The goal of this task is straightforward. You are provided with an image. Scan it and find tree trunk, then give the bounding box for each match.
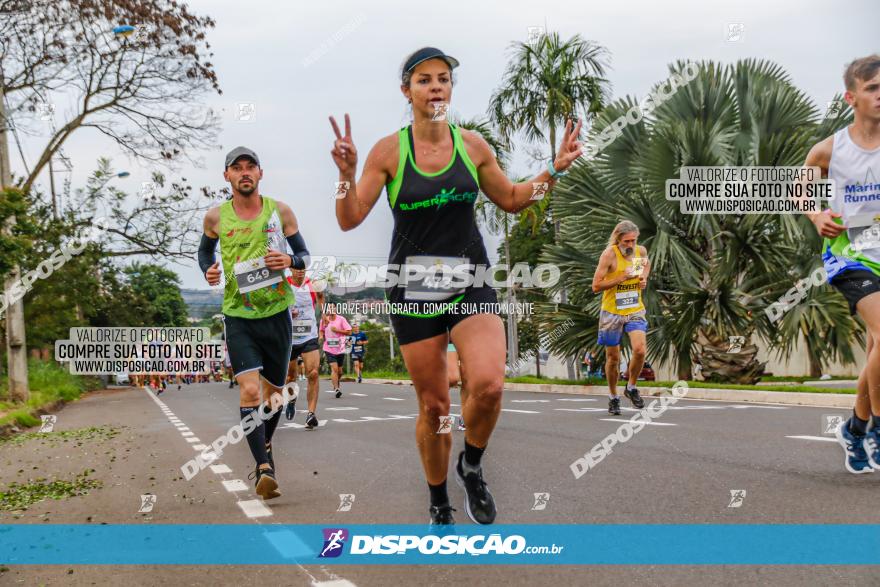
[0,84,29,403]
[808,351,822,379]
[695,330,765,384]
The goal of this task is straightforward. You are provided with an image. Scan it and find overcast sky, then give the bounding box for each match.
[12,0,875,289]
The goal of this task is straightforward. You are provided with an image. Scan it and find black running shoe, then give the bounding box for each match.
[335,389,342,398]
[608,396,621,415]
[305,412,319,430]
[357,375,362,383]
[285,398,296,421]
[429,503,456,525]
[624,386,645,409]
[249,466,281,500]
[454,452,497,525]
[228,380,234,389]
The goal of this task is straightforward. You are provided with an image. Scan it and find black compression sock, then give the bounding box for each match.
[240,407,270,466]
[463,440,485,468]
[263,405,282,443]
[850,411,869,436]
[428,480,449,507]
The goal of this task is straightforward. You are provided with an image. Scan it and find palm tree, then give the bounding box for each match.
[541,59,859,383]
[489,31,609,161]
[489,31,609,379]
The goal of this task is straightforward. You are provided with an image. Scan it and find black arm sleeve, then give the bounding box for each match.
[286,231,309,270]
[198,234,219,274]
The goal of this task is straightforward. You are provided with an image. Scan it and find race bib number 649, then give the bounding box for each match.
[234,257,283,294]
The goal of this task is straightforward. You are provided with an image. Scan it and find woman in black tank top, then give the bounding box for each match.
[328,47,583,526]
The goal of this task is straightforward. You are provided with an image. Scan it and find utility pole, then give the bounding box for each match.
[0,83,29,402]
[388,327,394,361]
[503,216,518,368]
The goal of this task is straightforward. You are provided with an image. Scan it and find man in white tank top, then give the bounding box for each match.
[804,54,880,474]
[285,269,324,430]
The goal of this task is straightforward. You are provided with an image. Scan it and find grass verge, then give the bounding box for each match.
[0,360,103,428]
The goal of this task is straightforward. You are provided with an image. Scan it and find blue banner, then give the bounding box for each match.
[2,524,879,565]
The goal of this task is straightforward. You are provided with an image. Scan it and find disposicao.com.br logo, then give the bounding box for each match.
[319,528,563,557]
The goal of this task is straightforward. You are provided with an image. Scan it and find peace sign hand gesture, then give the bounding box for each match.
[329,113,358,176]
[552,118,584,174]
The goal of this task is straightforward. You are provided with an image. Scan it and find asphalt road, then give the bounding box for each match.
[1,379,878,586]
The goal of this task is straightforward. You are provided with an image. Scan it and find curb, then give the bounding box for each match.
[362,379,856,409]
[0,399,67,440]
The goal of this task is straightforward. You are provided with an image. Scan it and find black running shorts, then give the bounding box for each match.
[223,309,292,388]
[325,351,346,366]
[830,270,880,315]
[290,338,320,362]
[388,286,498,345]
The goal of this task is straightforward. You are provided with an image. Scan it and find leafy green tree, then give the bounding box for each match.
[124,263,189,327]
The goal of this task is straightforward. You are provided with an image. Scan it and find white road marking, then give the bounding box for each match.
[599,418,677,426]
[730,405,788,410]
[222,479,249,492]
[312,581,359,587]
[511,399,550,403]
[383,397,405,401]
[501,409,540,414]
[331,415,415,424]
[662,406,724,410]
[325,407,359,411]
[556,398,597,402]
[144,388,286,527]
[555,408,608,412]
[786,435,837,442]
[350,393,367,397]
[237,499,272,518]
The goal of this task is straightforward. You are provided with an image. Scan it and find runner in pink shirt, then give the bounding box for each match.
[320,303,352,397]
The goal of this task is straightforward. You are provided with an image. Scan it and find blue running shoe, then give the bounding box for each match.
[836,420,874,474]
[864,427,880,470]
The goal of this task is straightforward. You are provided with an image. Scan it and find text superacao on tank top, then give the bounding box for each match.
[384,124,490,290]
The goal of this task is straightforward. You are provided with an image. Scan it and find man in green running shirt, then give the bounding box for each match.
[198,146,310,500]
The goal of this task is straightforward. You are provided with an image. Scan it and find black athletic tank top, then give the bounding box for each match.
[384,123,491,290]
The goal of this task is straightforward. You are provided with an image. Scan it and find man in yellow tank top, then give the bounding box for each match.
[592,221,650,415]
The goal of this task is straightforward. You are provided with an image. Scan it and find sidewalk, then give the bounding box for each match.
[363,379,857,409]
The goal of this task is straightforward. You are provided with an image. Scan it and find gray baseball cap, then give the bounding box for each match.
[224,146,260,169]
